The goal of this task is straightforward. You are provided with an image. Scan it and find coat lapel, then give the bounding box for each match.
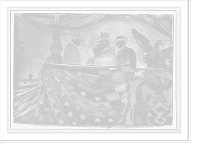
[117,47,127,56]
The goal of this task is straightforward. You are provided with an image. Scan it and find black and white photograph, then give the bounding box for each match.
[13,12,173,128]
[1,2,189,142]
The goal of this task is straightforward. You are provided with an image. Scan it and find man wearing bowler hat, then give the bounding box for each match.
[87,32,116,66]
[63,31,82,64]
[115,35,136,70]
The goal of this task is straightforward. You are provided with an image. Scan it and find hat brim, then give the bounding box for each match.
[98,38,110,42]
[115,38,128,42]
[72,36,81,39]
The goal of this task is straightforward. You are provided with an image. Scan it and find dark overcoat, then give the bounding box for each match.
[94,46,116,66]
[116,46,137,70]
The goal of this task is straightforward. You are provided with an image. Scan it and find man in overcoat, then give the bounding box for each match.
[115,35,136,70]
[63,31,82,64]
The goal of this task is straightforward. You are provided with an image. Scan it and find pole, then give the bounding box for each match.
[46,14,63,63]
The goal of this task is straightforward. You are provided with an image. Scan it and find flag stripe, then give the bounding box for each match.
[14,109,36,123]
[14,98,38,119]
[109,68,127,103]
[98,67,123,108]
[13,93,37,109]
[14,63,133,126]
[35,104,44,117]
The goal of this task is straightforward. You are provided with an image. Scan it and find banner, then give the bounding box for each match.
[13,63,134,127]
[13,64,173,127]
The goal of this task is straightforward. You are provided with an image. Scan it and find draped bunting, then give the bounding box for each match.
[21,13,79,19]
[16,13,109,30]
[140,15,172,38]
[16,13,172,38]
[61,14,106,30]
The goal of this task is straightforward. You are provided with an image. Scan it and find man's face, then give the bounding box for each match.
[116,40,126,49]
[72,38,81,46]
[99,39,109,48]
[76,39,81,46]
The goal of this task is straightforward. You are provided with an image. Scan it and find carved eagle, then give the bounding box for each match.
[132,28,173,69]
[137,76,173,101]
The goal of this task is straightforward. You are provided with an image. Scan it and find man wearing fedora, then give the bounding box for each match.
[115,35,136,70]
[87,32,116,66]
[63,31,82,64]
[14,40,33,80]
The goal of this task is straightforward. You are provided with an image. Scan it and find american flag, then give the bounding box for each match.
[13,80,39,123]
[13,63,134,127]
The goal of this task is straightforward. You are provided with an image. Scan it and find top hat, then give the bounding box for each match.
[97,32,110,42]
[115,35,128,42]
[72,30,81,39]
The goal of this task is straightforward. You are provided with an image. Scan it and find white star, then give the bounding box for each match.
[70,95,77,101]
[75,72,83,79]
[80,114,86,120]
[94,96,101,102]
[47,87,53,94]
[90,87,97,94]
[108,119,114,123]
[56,81,61,87]
[66,84,74,92]
[64,75,70,81]
[95,118,101,123]
[88,109,95,116]
[67,111,73,118]
[51,70,58,77]
[45,76,49,81]
[72,121,77,126]
[98,104,105,110]
[54,108,60,114]
[80,91,87,97]
[74,104,81,111]
[83,100,90,107]
[78,82,84,88]
[59,90,66,98]
[58,119,64,125]
[102,111,109,117]
[88,77,95,85]
[64,101,70,107]
[50,97,57,105]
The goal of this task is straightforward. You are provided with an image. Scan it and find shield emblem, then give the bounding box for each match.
[127,70,173,126]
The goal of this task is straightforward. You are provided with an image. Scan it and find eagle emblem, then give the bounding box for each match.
[132,28,173,70]
[137,76,172,103]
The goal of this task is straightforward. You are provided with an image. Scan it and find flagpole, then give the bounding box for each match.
[46,14,63,63]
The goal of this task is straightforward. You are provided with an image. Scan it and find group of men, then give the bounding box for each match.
[14,31,140,79]
[63,32,136,70]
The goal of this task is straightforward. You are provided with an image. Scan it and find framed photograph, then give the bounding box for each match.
[0,0,190,142]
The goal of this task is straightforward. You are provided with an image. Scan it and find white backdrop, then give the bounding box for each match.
[0,0,188,141]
